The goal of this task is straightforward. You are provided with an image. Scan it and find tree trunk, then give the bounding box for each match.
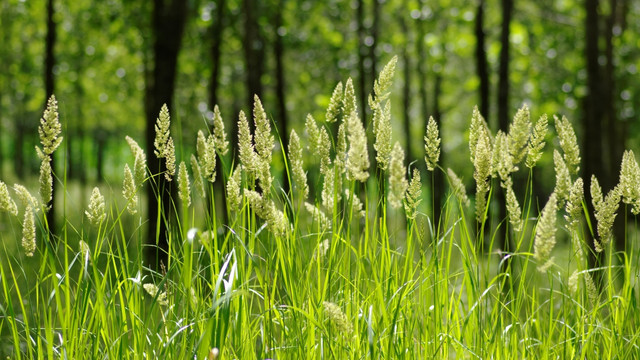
[209,0,226,112]
[144,0,188,268]
[274,0,290,194]
[583,0,605,279]
[95,131,106,182]
[209,0,229,231]
[45,0,57,237]
[242,0,264,114]
[475,0,490,120]
[604,0,626,252]
[496,0,513,283]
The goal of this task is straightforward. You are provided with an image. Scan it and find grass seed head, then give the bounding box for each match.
[322,301,353,338]
[289,129,309,200]
[227,166,243,213]
[38,156,53,211]
[21,205,36,257]
[85,187,106,226]
[534,192,558,272]
[212,105,229,155]
[237,110,256,173]
[325,81,343,123]
[321,168,336,211]
[346,111,370,182]
[505,181,523,232]
[591,176,620,252]
[253,95,273,166]
[14,184,39,210]
[553,149,572,209]
[473,129,492,222]
[507,104,531,165]
[0,181,18,216]
[619,150,640,214]
[554,115,581,175]
[39,95,63,156]
[424,116,441,171]
[373,55,398,103]
[404,168,422,220]
[526,114,548,168]
[373,100,392,171]
[564,177,584,230]
[190,154,206,198]
[388,142,408,209]
[178,161,191,207]
[122,164,138,215]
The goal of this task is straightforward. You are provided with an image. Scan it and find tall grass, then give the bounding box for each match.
[1,61,640,359]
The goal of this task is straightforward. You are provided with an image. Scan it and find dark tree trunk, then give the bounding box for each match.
[475,0,490,120]
[604,0,626,252]
[209,0,226,112]
[583,0,605,277]
[209,0,229,230]
[497,0,512,132]
[95,132,106,182]
[496,0,513,282]
[45,0,57,236]
[242,0,264,114]
[274,0,290,194]
[144,0,188,269]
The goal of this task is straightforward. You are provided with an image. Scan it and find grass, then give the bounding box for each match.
[2,78,640,359]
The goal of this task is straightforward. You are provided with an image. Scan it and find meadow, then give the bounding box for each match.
[1,58,640,359]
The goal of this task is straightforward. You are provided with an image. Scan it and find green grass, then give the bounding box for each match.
[2,84,640,359]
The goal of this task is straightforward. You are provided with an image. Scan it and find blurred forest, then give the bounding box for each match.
[1,0,639,232]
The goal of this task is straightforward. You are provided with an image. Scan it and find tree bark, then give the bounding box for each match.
[144,0,188,268]
[209,0,226,112]
[583,0,605,277]
[496,0,513,280]
[45,0,57,236]
[604,0,626,252]
[475,0,490,120]
[274,0,290,194]
[242,0,264,114]
[497,0,512,132]
[209,0,229,231]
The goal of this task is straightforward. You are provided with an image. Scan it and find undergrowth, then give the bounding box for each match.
[1,57,640,359]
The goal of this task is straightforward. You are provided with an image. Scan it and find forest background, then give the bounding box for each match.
[0,0,638,253]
